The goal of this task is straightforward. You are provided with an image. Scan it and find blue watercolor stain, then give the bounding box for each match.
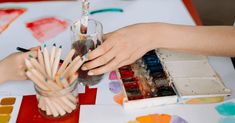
[90,8,124,15]
[219,117,235,123]
[216,102,235,116]
[171,115,188,123]
[109,81,121,94]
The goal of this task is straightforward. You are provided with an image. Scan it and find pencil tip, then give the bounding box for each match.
[83,53,88,59]
[53,43,56,46]
[60,76,64,80]
[59,45,62,48]
[29,54,33,58]
[43,44,46,48]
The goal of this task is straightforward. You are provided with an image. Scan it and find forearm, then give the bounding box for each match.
[149,23,235,56]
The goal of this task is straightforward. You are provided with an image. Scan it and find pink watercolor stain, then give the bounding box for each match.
[0,8,26,33]
[26,17,68,43]
[109,71,118,80]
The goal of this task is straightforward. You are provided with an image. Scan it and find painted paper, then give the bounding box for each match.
[0,8,26,33]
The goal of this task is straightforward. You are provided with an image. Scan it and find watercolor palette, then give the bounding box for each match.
[0,96,22,123]
[117,49,231,110]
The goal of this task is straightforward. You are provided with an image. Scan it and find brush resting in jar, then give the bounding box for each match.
[72,39,103,86]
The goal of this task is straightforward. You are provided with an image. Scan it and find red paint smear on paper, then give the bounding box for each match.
[16,86,97,123]
[26,17,68,43]
[0,8,26,33]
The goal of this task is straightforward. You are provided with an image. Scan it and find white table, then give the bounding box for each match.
[0,0,234,123]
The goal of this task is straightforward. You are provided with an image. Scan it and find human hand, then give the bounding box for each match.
[0,47,39,83]
[82,23,159,75]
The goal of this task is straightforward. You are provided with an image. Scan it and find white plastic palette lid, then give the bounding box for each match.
[156,49,232,98]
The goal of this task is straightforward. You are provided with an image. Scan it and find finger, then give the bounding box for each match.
[117,59,133,68]
[117,50,147,68]
[24,50,37,59]
[82,47,117,70]
[29,46,40,51]
[87,57,121,75]
[88,40,114,60]
[103,32,112,41]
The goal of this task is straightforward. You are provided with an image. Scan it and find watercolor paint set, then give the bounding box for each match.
[117,49,231,110]
[0,96,22,123]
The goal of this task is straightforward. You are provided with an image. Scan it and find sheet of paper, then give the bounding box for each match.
[91,73,119,105]
[80,99,235,123]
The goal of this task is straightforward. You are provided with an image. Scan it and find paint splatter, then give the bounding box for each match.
[0,97,17,123]
[136,115,153,123]
[185,96,224,104]
[109,71,118,80]
[109,81,121,94]
[113,92,124,105]
[0,8,26,33]
[219,117,235,123]
[129,114,188,123]
[26,17,68,43]
[216,102,235,116]
[171,115,188,123]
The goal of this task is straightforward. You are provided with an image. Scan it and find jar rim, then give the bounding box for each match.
[34,79,78,97]
[70,19,103,37]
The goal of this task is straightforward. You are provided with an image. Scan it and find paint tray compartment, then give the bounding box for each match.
[117,49,231,110]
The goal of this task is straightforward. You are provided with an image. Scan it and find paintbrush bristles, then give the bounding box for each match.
[24,44,86,117]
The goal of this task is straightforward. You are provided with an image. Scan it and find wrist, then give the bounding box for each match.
[143,23,171,50]
[0,60,8,84]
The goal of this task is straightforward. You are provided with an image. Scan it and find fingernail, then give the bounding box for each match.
[88,71,94,75]
[82,66,87,70]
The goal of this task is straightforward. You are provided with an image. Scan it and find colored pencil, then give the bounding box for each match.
[52,45,62,79]
[28,56,47,77]
[51,98,66,116]
[69,73,78,84]
[44,97,59,117]
[62,55,81,78]
[57,49,75,75]
[37,48,46,73]
[26,71,49,91]
[50,43,56,67]
[42,44,52,78]
[53,98,72,113]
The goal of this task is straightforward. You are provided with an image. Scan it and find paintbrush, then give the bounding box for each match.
[16,47,30,52]
[80,0,89,40]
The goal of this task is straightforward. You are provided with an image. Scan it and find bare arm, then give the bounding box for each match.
[153,23,235,56]
[82,23,235,75]
[0,47,38,84]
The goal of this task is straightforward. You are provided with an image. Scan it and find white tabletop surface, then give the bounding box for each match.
[0,1,234,123]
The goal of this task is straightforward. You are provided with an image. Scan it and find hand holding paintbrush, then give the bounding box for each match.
[25,44,88,117]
